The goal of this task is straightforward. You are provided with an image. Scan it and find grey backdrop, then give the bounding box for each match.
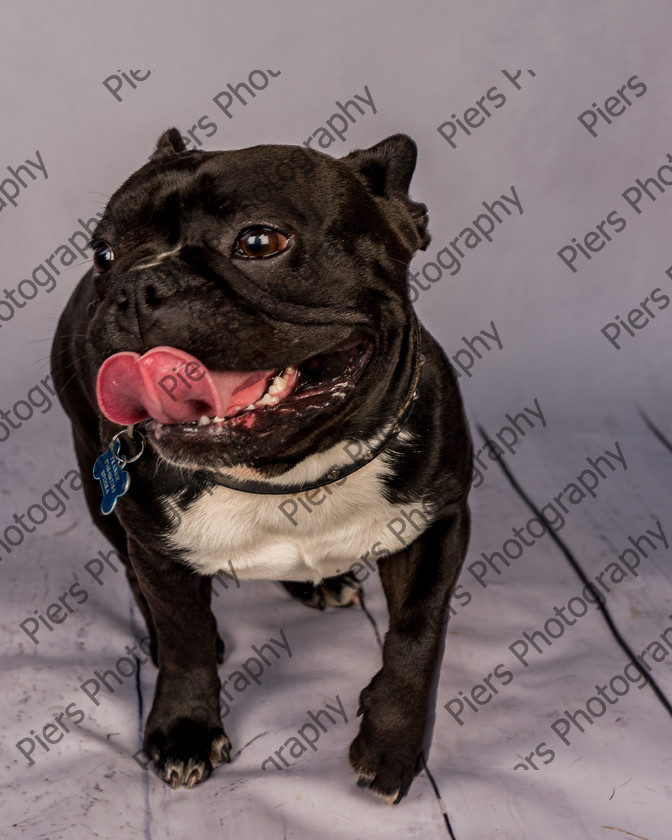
[2,2,671,838]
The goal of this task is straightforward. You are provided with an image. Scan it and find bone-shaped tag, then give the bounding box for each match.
[93,439,130,515]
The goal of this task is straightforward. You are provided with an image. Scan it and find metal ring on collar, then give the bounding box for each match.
[111,426,146,465]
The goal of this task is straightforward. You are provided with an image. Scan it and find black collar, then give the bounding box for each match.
[206,315,423,496]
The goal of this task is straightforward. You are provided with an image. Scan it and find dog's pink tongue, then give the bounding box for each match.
[96,346,273,425]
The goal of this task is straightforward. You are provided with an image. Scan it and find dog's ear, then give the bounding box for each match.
[341,134,418,195]
[341,135,430,250]
[151,128,187,161]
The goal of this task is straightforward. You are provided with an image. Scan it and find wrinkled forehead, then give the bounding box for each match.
[103,145,342,236]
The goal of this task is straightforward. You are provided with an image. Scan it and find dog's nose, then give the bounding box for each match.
[114,272,178,312]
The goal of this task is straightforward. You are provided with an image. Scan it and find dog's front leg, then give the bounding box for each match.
[350,503,470,803]
[127,538,230,789]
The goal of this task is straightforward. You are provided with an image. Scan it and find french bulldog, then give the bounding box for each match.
[50,128,472,803]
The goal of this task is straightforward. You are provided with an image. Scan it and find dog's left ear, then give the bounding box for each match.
[341,135,430,250]
[150,128,188,161]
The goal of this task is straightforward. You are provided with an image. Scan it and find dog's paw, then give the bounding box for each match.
[281,572,362,610]
[349,725,422,804]
[320,572,363,607]
[349,678,425,803]
[145,718,231,789]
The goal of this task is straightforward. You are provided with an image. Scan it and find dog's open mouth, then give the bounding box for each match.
[96,332,371,440]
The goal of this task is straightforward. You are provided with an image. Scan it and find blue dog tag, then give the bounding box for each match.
[93,439,130,515]
[93,428,145,516]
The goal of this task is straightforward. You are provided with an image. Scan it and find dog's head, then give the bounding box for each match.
[88,128,430,473]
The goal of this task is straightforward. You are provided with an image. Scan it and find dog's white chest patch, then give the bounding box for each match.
[166,438,432,583]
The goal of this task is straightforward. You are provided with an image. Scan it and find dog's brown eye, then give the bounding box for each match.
[235,227,289,259]
[92,241,115,273]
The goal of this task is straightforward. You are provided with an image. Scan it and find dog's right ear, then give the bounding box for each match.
[150,128,187,161]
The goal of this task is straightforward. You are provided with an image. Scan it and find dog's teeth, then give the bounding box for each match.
[268,375,287,395]
[212,415,226,422]
[257,392,278,406]
[245,404,256,410]
[284,365,296,375]
[198,415,211,426]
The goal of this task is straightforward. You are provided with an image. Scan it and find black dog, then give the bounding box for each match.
[51,128,472,803]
